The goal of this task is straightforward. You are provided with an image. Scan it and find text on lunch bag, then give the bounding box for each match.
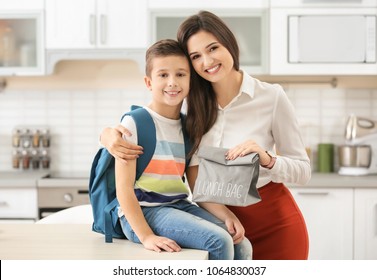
[195,180,244,199]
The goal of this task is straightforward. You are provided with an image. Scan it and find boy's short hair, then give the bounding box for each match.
[145,39,187,77]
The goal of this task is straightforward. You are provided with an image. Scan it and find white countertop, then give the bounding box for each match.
[1,171,376,188]
[0,224,208,260]
[0,171,49,188]
[0,171,89,188]
[287,173,377,188]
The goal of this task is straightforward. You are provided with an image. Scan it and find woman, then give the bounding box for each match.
[100,11,311,260]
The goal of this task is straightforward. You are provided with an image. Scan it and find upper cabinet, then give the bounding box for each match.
[0,0,44,76]
[269,0,377,75]
[45,0,148,49]
[148,0,269,74]
[3,0,376,76]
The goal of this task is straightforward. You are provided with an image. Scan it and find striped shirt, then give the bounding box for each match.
[119,107,190,208]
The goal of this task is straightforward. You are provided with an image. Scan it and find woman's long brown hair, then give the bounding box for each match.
[177,10,240,156]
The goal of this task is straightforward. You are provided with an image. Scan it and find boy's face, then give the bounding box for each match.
[145,55,190,110]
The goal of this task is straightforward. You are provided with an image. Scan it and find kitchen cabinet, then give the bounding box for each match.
[0,10,44,75]
[149,0,269,74]
[354,188,377,260]
[45,0,148,49]
[0,188,38,222]
[0,0,44,10]
[289,187,354,259]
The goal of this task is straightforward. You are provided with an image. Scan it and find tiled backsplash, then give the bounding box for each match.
[0,88,150,172]
[0,71,376,173]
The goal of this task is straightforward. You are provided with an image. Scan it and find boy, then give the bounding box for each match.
[115,39,251,260]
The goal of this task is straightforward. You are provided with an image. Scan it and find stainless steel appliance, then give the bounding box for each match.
[338,115,377,176]
[37,172,90,219]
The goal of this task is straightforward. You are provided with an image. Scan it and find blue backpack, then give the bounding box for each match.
[89,106,191,243]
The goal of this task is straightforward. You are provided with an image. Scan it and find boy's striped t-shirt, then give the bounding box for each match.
[120,107,190,207]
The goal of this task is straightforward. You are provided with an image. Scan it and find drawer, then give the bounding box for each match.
[0,188,37,219]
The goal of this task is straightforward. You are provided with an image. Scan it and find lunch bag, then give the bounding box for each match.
[89,106,191,243]
[192,146,261,207]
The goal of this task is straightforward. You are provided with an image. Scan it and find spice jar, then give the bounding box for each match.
[12,129,21,147]
[32,129,40,147]
[12,150,21,169]
[21,129,31,148]
[41,129,50,147]
[21,150,30,169]
[41,149,50,169]
[31,149,40,169]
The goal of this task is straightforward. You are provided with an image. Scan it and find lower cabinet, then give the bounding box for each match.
[0,188,38,222]
[289,187,353,260]
[290,187,377,260]
[354,188,377,260]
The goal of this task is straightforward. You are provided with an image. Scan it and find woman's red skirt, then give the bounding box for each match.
[228,181,309,260]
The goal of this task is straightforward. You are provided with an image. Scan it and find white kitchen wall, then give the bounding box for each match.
[0,87,150,172]
[0,64,376,173]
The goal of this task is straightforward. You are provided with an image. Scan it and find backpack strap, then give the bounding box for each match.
[121,106,157,180]
[180,113,192,169]
[103,106,156,243]
[104,197,120,243]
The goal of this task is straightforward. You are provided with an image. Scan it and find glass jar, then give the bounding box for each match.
[12,129,21,147]
[21,149,30,169]
[1,26,15,67]
[41,149,50,169]
[32,129,40,148]
[12,150,21,169]
[21,129,31,148]
[41,129,50,148]
[31,149,40,169]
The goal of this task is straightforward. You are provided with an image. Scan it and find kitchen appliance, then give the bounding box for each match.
[269,0,377,75]
[288,15,376,64]
[338,115,377,175]
[37,172,90,219]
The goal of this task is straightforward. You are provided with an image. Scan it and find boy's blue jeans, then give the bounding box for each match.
[119,200,252,260]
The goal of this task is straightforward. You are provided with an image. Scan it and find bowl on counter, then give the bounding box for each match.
[338,145,371,168]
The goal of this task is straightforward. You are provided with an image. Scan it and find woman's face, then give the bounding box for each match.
[186,30,234,83]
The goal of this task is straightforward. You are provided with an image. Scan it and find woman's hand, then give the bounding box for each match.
[142,234,181,253]
[225,139,271,166]
[100,125,143,163]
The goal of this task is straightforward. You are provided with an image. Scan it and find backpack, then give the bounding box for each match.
[89,105,191,243]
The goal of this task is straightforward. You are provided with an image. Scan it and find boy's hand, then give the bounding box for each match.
[224,217,245,244]
[142,234,181,253]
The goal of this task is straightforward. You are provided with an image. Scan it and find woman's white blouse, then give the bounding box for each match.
[190,70,311,188]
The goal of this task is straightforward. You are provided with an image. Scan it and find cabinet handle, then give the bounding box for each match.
[375,204,377,236]
[297,192,329,196]
[89,14,96,45]
[100,14,107,45]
